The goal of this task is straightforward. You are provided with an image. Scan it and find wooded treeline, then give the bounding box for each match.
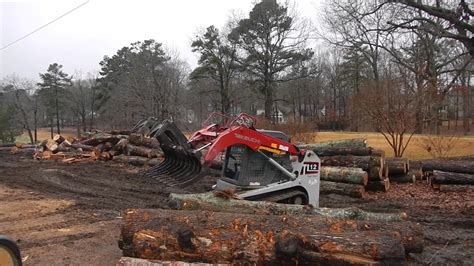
[0,0,472,155]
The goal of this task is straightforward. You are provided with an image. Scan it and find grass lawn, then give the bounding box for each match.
[295,131,474,160]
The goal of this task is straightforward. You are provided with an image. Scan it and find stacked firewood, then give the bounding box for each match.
[299,139,390,197]
[11,131,164,165]
[118,192,423,265]
[420,158,474,190]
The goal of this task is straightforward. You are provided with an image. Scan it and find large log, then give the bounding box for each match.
[298,139,367,149]
[366,179,390,192]
[113,154,150,166]
[422,160,474,174]
[320,155,370,169]
[81,135,123,146]
[320,167,368,185]
[120,208,420,264]
[390,174,416,183]
[368,166,383,181]
[125,144,162,158]
[128,134,161,149]
[320,181,365,198]
[431,170,474,186]
[307,147,374,156]
[53,134,65,144]
[169,193,407,222]
[385,158,409,176]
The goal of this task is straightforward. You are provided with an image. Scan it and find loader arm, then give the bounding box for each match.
[203,125,302,165]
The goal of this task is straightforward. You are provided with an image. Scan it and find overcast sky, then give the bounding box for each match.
[0,0,322,81]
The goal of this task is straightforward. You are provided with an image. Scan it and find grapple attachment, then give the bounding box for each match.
[131,118,207,187]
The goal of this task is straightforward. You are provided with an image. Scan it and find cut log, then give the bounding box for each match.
[128,134,161,149]
[14,143,36,149]
[320,155,370,169]
[298,139,367,149]
[125,144,161,158]
[320,167,368,185]
[431,170,474,186]
[320,181,365,198]
[81,135,123,146]
[109,129,132,135]
[368,166,383,181]
[0,143,15,148]
[385,158,409,176]
[120,208,419,264]
[10,147,36,156]
[366,179,390,192]
[422,160,474,174]
[112,154,158,166]
[70,143,94,152]
[372,149,385,157]
[390,174,416,183]
[169,193,408,222]
[45,139,59,153]
[307,147,374,157]
[53,134,65,144]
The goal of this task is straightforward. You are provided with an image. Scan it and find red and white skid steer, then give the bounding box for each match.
[132,112,321,207]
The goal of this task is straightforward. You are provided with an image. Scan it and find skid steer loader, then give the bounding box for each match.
[132,113,321,206]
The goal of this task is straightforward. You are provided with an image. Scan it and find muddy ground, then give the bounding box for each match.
[0,150,473,265]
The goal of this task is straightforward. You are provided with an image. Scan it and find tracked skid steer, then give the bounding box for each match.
[131,113,321,206]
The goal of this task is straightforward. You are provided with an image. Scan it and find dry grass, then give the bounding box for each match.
[294,131,474,160]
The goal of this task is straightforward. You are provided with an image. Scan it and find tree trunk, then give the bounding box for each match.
[120,208,419,264]
[33,110,38,143]
[320,167,368,185]
[431,170,474,185]
[55,88,61,135]
[422,160,474,174]
[385,158,409,176]
[319,155,382,171]
[320,181,365,198]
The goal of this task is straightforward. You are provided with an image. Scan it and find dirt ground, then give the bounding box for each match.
[0,151,473,265]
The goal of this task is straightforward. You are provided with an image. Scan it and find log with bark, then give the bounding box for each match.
[10,147,36,156]
[320,155,370,170]
[169,193,407,222]
[112,154,160,167]
[125,144,162,158]
[53,134,65,144]
[422,160,474,174]
[320,181,365,198]
[366,179,390,192]
[320,167,368,185]
[298,139,367,150]
[45,139,59,153]
[368,166,384,181]
[390,174,416,183]
[371,149,385,157]
[306,147,374,157]
[385,158,409,176]
[81,135,124,146]
[120,208,421,264]
[430,170,474,186]
[128,134,161,149]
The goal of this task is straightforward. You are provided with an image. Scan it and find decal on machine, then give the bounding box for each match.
[300,161,320,175]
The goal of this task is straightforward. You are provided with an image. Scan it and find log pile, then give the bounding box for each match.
[421,159,474,190]
[9,131,163,165]
[119,193,422,265]
[299,139,390,195]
